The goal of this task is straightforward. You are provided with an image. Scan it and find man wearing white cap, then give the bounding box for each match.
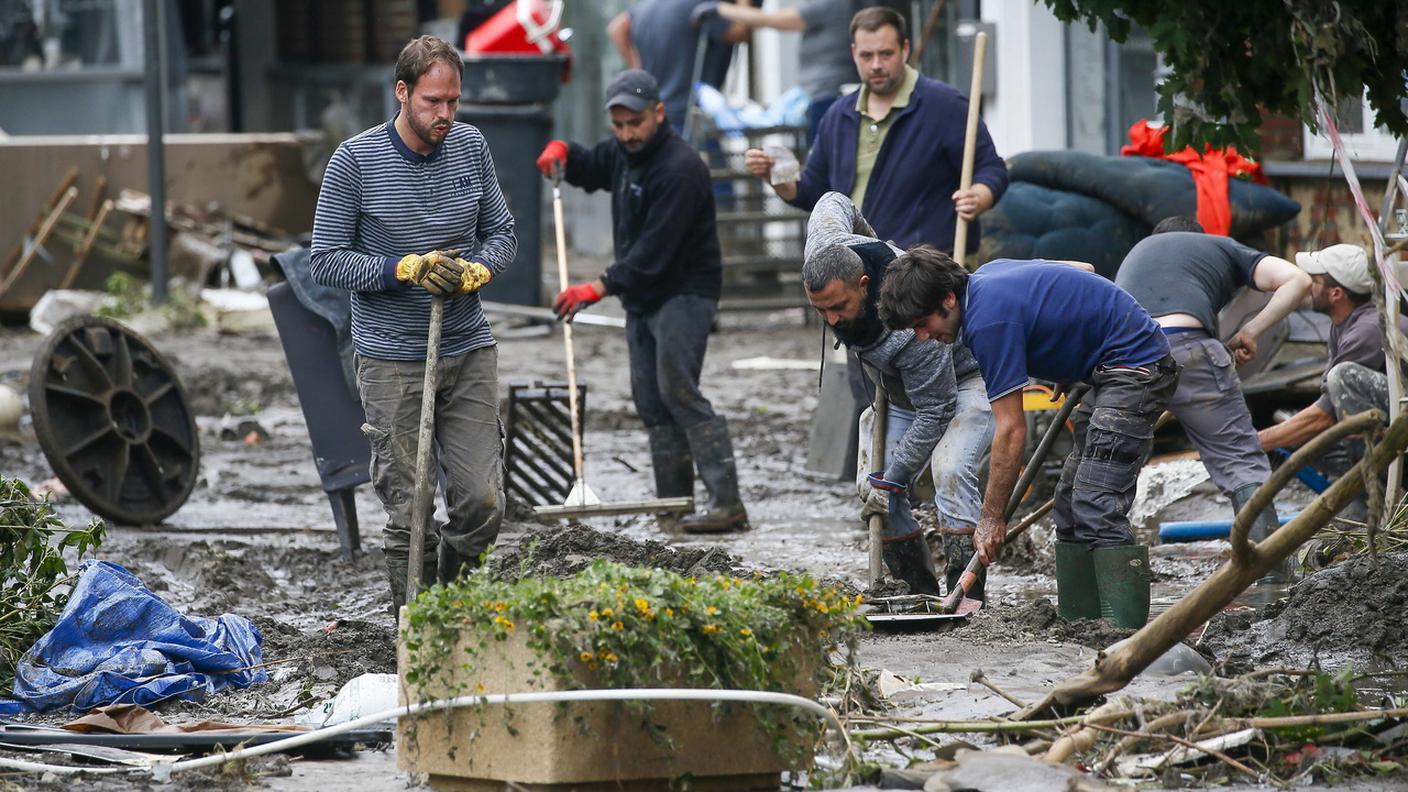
[1259,244,1407,455]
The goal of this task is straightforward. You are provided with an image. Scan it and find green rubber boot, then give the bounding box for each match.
[1054,541,1101,621]
[1093,544,1151,629]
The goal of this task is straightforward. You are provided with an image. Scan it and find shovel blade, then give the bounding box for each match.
[563,479,601,507]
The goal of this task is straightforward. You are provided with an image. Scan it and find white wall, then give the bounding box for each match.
[980,0,1067,157]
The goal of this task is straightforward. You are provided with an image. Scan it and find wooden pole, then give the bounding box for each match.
[868,390,888,587]
[1,166,78,278]
[60,199,114,290]
[1016,409,1408,718]
[407,295,444,604]
[952,31,987,269]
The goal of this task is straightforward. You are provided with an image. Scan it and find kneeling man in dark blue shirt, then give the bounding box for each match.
[878,249,1180,628]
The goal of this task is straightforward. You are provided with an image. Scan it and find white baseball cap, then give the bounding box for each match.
[1296,244,1374,295]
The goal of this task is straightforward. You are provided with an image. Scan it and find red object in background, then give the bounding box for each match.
[466,0,571,56]
[1121,120,1267,236]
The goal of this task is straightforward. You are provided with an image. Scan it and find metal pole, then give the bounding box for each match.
[143,0,168,303]
[1376,138,1408,509]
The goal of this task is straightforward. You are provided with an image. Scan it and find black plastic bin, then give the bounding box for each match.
[458,54,567,307]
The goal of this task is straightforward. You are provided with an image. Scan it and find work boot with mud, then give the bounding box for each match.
[438,544,479,585]
[648,425,694,528]
[1054,541,1101,620]
[679,416,750,534]
[1092,544,1151,629]
[884,530,943,597]
[942,529,985,602]
[386,551,439,615]
[1231,482,1290,583]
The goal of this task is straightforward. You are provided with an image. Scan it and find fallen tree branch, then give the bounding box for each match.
[1043,701,1130,764]
[1083,722,1266,785]
[1231,410,1384,564]
[972,669,1027,708]
[849,713,1097,741]
[1016,409,1408,719]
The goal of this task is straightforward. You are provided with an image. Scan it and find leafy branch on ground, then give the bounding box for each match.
[97,272,206,330]
[0,478,105,689]
[401,559,866,768]
[1041,0,1407,153]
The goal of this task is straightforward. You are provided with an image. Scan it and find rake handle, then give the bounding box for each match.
[407,295,444,603]
[553,182,587,484]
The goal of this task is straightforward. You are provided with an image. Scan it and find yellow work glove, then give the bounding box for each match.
[395,253,463,297]
[424,252,493,295]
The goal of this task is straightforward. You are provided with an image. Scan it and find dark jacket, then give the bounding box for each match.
[564,126,722,314]
[790,73,1008,254]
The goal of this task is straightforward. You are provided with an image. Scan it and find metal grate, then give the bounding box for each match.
[504,381,587,507]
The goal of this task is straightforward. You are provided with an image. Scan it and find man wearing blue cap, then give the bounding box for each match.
[535,70,749,534]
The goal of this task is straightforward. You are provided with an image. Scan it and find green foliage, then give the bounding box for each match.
[97,272,207,330]
[0,478,105,689]
[402,560,866,761]
[1040,0,1408,152]
[1258,668,1361,742]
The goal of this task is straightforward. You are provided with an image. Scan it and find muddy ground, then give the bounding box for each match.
[0,292,1388,791]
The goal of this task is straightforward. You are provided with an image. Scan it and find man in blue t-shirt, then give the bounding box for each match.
[878,248,1180,628]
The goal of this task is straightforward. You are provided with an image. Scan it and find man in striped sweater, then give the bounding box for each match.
[311,36,517,611]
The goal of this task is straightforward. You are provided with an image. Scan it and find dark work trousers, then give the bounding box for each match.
[356,346,505,567]
[626,293,719,431]
[1166,330,1271,495]
[1053,355,1181,547]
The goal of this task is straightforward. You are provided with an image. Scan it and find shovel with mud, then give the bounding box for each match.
[866,385,1088,630]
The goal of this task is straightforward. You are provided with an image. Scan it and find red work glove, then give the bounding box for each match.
[552,281,604,321]
[537,140,569,179]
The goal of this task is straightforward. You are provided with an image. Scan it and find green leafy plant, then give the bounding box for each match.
[97,272,207,330]
[401,560,866,762]
[1042,0,1407,152]
[0,478,105,689]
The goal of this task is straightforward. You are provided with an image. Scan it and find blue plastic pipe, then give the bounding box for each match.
[1159,512,1299,543]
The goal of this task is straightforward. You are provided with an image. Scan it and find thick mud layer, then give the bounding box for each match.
[490,524,742,581]
[962,597,1135,651]
[1203,552,1408,674]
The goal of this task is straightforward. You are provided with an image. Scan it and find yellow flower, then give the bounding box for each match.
[579,651,594,663]
[495,601,509,613]
[587,661,599,670]
[494,615,515,630]
[702,624,721,635]
[589,610,600,622]
[739,628,753,637]
[706,605,719,616]
[664,608,675,618]
[612,621,625,632]
[475,683,486,694]
[604,652,619,663]
[634,598,650,613]
[814,602,830,614]
[601,607,614,617]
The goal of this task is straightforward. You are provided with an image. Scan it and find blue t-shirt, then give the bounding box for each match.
[961,259,1169,401]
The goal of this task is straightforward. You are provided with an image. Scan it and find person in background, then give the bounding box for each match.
[690,0,860,143]
[607,0,748,135]
[536,70,750,535]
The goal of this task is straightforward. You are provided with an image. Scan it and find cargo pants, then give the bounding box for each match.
[1053,355,1181,547]
[1165,330,1271,494]
[356,346,504,571]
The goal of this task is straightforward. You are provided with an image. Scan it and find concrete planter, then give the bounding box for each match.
[395,619,812,791]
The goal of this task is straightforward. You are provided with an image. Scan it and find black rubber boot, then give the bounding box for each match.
[942,530,985,602]
[679,417,750,534]
[1231,482,1290,583]
[1092,544,1151,629]
[386,551,438,614]
[883,530,944,597]
[1054,541,1101,620]
[437,544,479,585]
[647,425,694,498]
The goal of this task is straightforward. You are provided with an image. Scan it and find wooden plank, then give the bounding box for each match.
[0,185,78,299]
[61,199,114,290]
[1,166,78,277]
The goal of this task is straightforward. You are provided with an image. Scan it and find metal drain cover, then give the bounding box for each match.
[30,315,200,524]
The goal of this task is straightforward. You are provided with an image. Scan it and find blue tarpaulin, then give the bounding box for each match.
[0,560,266,715]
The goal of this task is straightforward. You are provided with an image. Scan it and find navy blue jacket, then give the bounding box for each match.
[789,73,1008,254]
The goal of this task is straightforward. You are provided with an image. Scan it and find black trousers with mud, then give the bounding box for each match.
[1054,355,1180,547]
[356,346,504,580]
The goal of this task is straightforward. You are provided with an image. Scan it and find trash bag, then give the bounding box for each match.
[3,560,267,714]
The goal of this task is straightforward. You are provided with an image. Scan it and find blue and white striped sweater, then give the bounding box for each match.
[310,118,517,361]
